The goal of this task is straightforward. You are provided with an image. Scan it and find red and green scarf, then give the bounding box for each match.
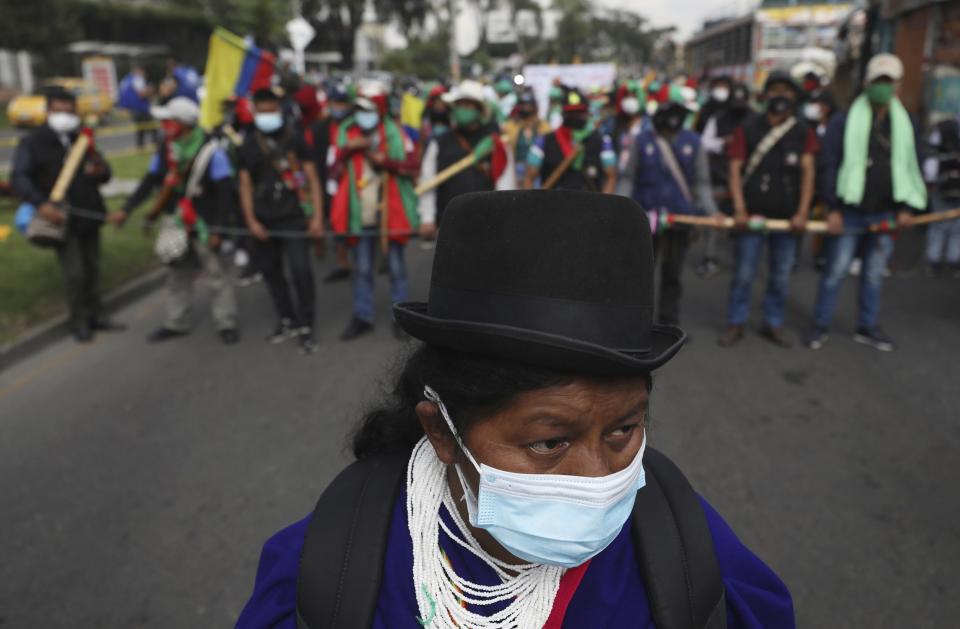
[331,117,419,243]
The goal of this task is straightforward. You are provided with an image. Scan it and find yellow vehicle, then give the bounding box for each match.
[6,78,115,128]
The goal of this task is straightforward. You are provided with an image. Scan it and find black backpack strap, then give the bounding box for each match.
[633,448,727,629]
[295,452,408,629]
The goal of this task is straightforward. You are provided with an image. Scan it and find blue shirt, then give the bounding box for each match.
[236,487,794,628]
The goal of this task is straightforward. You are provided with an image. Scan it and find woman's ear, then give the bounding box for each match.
[416,401,458,464]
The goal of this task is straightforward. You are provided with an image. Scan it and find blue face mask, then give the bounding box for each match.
[355,110,380,131]
[254,112,283,134]
[331,107,351,121]
[425,386,647,568]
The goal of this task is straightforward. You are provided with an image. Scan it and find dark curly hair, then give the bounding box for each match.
[351,344,651,460]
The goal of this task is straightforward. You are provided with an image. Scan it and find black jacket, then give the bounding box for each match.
[819,106,924,214]
[11,125,111,233]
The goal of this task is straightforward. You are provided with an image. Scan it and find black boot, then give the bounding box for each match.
[71,320,94,343]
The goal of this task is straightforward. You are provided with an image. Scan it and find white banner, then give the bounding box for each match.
[522,63,617,116]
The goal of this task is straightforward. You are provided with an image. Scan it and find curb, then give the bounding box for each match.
[0,267,165,372]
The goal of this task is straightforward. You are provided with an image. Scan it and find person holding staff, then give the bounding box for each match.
[417,80,513,235]
[11,87,118,343]
[238,88,325,354]
[620,89,718,327]
[718,72,818,348]
[805,54,926,352]
[329,83,421,342]
[522,87,617,193]
[117,97,241,346]
[236,190,794,629]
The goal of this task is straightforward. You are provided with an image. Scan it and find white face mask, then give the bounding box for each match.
[425,385,647,568]
[803,102,822,122]
[711,87,730,103]
[621,96,640,116]
[48,112,80,134]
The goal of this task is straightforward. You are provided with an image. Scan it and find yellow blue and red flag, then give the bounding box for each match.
[200,27,275,130]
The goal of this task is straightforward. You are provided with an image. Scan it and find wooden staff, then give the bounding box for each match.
[907,207,960,227]
[380,172,391,255]
[413,135,504,195]
[541,144,584,190]
[27,132,92,246]
[49,133,91,203]
[667,207,960,234]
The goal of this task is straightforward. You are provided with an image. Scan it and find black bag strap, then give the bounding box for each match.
[633,448,726,629]
[297,447,726,629]
[295,451,408,629]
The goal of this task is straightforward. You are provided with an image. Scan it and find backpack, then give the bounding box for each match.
[295,448,726,629]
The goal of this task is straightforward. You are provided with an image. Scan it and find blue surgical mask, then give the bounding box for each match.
[424,386,647,568]
[254,112,283,134]
[355,110,380,131]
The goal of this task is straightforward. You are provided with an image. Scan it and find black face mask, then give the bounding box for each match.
[655,107,685,132]
[767,96,794,115]
[563,115,587,130]
[518,109,536,119]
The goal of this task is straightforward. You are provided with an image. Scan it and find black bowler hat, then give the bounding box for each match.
[393,190,686,375]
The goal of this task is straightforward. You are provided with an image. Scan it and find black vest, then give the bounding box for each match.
[741,116,809,219]
[435,131,496,220]
[541,130,606,191]
[934,119,960,202]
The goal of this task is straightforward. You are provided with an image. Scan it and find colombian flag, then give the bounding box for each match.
[200,27,275,130]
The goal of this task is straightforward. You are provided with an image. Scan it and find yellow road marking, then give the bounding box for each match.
[0,342,89,400]
[0,287,161,400]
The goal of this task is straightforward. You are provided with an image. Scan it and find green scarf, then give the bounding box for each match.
[339,117,418,235]
[572,124,594,171]
[837,95,927,209]
[171,126,206,171]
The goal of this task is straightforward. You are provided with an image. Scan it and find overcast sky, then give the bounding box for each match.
[597,0,757,39]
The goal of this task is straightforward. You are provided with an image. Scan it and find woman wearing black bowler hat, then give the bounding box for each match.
[236,191,795,629]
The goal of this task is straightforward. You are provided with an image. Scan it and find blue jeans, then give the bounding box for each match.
[726,232,798,327]
[812,210,895,330]
[352,232,409,324]
[925,192,960,265]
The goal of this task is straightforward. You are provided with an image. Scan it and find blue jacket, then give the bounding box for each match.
[633,128,702,215]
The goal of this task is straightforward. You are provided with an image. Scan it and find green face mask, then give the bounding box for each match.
[452,106,481,127]
[866,82,895,106]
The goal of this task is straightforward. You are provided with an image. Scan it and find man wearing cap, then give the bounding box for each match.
[522,87,617,193]
[237,88,325,354]
[418,80,514,234]
[115,96,240,346]
[329,83,421,341]
[718,72,818,348]
[12,87,117,343]
[805,53,925,352]
[620,90,718,328]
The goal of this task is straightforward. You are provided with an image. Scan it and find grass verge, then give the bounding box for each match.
[0,150,159,344]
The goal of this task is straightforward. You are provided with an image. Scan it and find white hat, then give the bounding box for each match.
[865,54,904,83]
[355,81,387,112]
[151,97,200,125]
[444,80,487,106]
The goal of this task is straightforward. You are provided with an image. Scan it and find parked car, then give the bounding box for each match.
[6,78,114,127]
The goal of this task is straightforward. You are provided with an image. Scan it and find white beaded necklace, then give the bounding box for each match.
[406,436,566,628]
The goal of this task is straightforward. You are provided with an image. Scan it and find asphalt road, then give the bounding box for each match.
[1,230,958,628]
